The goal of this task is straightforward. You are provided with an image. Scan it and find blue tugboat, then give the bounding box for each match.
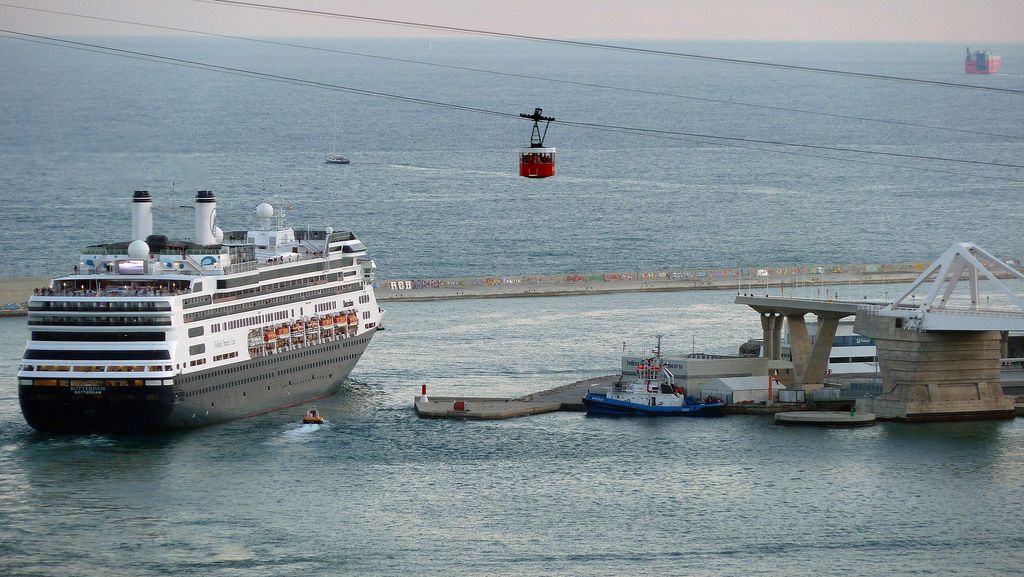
[583,336,726,417]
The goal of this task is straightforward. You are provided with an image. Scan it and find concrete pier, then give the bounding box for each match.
[775,410,876,427]
[854,312,1016,421]
[414,375,615,419]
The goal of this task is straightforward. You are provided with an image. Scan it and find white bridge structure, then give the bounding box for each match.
[865,242,1024,331]
[737,242,1021,421]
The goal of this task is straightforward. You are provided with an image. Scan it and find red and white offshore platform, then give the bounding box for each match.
[965,47,1001,74]
[519,108,556,178]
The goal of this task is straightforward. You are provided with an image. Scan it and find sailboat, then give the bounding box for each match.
[325,100,350,164]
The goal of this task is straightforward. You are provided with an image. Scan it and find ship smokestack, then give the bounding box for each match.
[194,190,218,245]
[131,190,153,241]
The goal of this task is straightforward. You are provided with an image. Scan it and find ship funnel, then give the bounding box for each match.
[194,190,218,245]
[131,190,153,241]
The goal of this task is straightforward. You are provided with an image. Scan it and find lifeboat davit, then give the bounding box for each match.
[519,107,556,178]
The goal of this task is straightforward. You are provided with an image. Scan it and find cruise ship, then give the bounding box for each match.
[17,190,383,433]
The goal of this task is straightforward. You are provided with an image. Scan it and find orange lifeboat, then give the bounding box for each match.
[264,328,276,342]
[347,312,358,326]
[321,316,333,328]
[277,325,290,340]
[306,317,319,334]
[302,407,324,425]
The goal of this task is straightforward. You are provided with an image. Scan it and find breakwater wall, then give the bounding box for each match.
[374,261,938,302]
[4,260,1018,313]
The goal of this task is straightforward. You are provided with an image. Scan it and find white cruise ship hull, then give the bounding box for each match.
[20,329,375,433]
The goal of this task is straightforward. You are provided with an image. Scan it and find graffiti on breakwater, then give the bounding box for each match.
[380,262,933,294]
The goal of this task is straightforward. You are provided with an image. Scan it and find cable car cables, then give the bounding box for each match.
[205,0,1024,97]
[2,29,1023,182]
[2,3,1020,143]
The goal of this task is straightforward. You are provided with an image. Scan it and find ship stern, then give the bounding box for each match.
[19,381,176,434]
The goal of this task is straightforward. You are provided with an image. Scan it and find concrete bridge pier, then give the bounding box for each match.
[746,300,859,390]
[787,313,842,387]
[759,312,783,361]
[854,312,1015,421]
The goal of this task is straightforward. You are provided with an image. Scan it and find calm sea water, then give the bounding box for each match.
[3,285,1024,576]
[2,37,1024,576]
[1,38,1024,279]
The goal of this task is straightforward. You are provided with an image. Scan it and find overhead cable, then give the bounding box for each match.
[2,30,1023,182]
[205,0,1024,96]
[2,2,1020,141]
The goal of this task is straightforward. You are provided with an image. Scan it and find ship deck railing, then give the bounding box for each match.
[32,288,191,298]
[223,260,259,275]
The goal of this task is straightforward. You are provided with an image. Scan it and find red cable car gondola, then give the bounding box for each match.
[519,108,556,178]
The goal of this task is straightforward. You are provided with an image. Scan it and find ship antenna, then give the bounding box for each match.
[654,334,662,358]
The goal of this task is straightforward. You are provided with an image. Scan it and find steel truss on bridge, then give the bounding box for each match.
[868,242,1024,331]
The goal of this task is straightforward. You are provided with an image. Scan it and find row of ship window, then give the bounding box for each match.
[22,336,371,376]
[180,351,363,399]
[182,283,362,324]
[215,274,331,301]
[316,300,339,312]
[32,331,165,342]
[28,316,172,326]
[22,364,173,373]
[211,309,291,334]
[24,349,171,360]
[22,378,167,387]
[28,301,172,312]
[279,353,359,375]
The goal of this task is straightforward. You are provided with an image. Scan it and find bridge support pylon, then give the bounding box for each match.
[854,311,1015,421]
[787,313,842,386]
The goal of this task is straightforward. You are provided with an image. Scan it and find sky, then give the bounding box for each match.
[2,0,1023,43]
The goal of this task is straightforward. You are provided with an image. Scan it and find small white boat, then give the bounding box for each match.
[325,154,350,165]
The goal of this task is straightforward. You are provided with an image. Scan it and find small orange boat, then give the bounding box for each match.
[302,407,324,425]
